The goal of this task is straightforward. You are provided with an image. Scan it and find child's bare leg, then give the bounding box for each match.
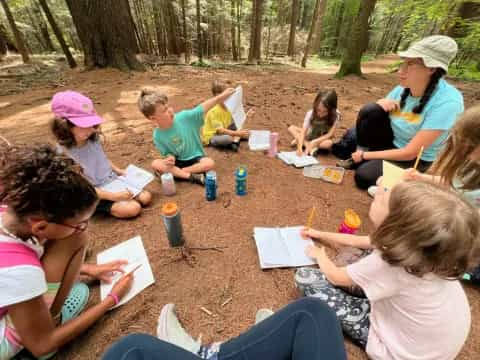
[288,125,302,145]
[152,159,191,179]
[135,190,152,206]
[110,200,142,218]
[182,157,215,174]
[317,139,333,150]
[41,231,88,317]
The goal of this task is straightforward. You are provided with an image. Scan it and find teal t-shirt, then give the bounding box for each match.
[386,79,464,162]
[153,105,205,161]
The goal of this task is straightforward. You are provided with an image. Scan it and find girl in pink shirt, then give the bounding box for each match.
[295,181,479,360]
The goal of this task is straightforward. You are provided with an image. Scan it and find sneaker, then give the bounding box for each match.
[189,173,205,186]
[231,142,239,152]
[367,186,378,198]
[157,303,201,354]
[336,158,355,170]
[255,309,274,324]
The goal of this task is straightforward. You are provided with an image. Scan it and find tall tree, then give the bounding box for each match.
[0,23,7,59]
[230,0,238,60]
[181,0,190,63]
[287,0,300,57]
[195,0,203,63]
[301,0,326,67]
[336,0,377,77]
[152,0,168,57]
[248,0,264,63]
[65,0,143,71]
[0,0,29,63]
[30,0,55,52]
[38,0,77,68]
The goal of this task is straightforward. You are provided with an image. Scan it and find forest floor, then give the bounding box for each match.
[1,55,480,359]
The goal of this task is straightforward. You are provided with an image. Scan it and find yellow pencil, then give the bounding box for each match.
[413,146,424,170]
[124,263,142,277]
[306,207,316,229]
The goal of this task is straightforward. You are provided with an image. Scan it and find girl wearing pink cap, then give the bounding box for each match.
[50,91,152,219]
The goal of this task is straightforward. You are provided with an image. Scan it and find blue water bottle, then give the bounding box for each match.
[205,170,217,201]
[235,166,247,196]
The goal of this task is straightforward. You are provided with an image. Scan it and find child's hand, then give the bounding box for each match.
[113,190,134,201]
[246,109,255,118]
[403,168,420,180]
[300,227,315,239]
[163,155,175,167]
[376,99,399,112]
[111,272,134,301]
[82,260,128,283]
[238,129,250,139]
[220,88,236,100]
[305,244,326,262]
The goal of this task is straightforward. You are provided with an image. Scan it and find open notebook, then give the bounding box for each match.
[100,165,154,197]
[224,86,247,129]
[248,130,271,151]
[277,151,319,168]
[97,236,155,308]
[253,226,316,269]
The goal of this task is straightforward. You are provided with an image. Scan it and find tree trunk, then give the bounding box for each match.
[38,0,77,68]
[153,0,168,57]
[237,0,242,59]
[31,0,55,52]
[181,0,190,63]
[301,0,326,68]
[166,0,181,55]
[248,0,264,63]
[300,0,311,30]
[196,0,203,63]
[231,0,238,60]
[336,0,376,78]
[287,0,300,57]
[65,0,143,71]
[0,0,29,62]
[0,23,7,58]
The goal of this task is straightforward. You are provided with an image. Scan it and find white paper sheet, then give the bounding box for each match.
[97,236,155,308]
[224,86,246,129]
[277,152,319,168]
[248,130,271,151]
[100,165,154,197]
[253,226,315,269]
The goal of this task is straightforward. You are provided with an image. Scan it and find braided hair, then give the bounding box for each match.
[0,143,98,222]
[399,68,446,114]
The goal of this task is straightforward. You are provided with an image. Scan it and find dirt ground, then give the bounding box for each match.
[1,56,480,359]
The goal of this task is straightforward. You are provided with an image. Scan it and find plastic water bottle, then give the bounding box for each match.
[205,170,217,201]
[336,209,363,265]
[235,166,247,196]
[161,172,176,196]
[161,202,184,247]
[268,132,279,158]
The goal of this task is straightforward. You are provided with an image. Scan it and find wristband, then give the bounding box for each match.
[360,151,365,161]
[108,292,119,306]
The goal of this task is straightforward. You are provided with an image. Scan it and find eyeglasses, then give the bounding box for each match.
[55,220,89,233]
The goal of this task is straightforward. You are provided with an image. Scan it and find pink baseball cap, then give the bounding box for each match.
[51,90,104,128]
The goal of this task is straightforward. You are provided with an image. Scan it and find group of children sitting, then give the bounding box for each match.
[1,66,480,359]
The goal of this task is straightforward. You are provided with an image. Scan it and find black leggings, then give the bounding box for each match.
[353,103,431,189]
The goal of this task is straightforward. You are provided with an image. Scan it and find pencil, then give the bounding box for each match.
[413,146,424,170]
[306,207,316,229]
[125,263,142,277]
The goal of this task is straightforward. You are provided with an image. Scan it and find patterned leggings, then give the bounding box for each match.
[295,267,371,348]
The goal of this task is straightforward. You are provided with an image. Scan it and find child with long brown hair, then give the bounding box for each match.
[404,105,480,282]
[295,181,479,359]
[288,89,340,156]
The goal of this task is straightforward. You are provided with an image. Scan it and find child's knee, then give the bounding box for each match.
[137,190,152,206]
[152,159,167,172]
[202,157,215,170]
[111,201,142,218]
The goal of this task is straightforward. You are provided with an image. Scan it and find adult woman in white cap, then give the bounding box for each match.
[335,35,464,190]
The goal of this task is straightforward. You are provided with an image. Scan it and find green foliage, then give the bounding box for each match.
[449,62,480,82]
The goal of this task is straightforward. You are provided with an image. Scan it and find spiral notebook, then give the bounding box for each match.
[99,165,154,197]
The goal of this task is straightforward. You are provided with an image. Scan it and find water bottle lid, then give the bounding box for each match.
[162,202,178,216]
[344,209,361,228]
[236,166,247,178]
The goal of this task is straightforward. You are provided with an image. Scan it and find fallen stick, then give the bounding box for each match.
[200,306,214,316]
[221,297,233,307]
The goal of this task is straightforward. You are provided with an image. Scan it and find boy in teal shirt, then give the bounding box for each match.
[138,87,234,185]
